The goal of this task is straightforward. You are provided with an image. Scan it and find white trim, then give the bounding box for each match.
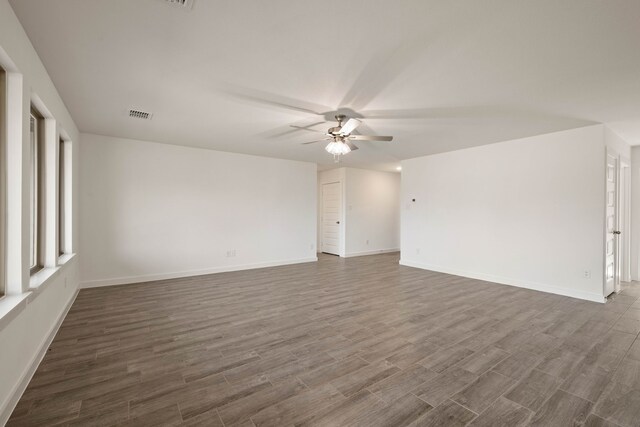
[619,159,631,284]
[61,139,73,254]
[27,254,77,295]
[5,72,24,294]
[0,289,78,426]
[604,148,619,297]
[44,118,58,269]
[28,267,58,290]
[399,259,606,304]
[343,248,400,258]
[81,257,318,288]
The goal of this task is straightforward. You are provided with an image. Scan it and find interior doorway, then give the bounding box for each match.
[605,151,632,298]
[321,182,342,255]
[604,151,618,297]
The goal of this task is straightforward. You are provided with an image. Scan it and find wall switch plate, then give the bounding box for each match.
[226,250,236,257]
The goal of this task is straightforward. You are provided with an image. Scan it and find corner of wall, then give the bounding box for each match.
[605,126,632,160]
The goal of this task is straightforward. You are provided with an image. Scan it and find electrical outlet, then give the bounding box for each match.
[226,250,236,258]
[366,239,369,245]
[583,270,591,279]
[416,248,421,255]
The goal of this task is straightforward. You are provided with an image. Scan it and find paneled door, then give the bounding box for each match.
[322,182,342,255]
[604,152,618,297]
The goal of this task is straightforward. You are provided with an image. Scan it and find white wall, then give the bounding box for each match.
[344,168,400,257]
[80,134,317,286]
[401,125,607,302]
[0,0,80,423]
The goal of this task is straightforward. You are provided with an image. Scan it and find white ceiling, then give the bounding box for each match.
[9,0,640,171]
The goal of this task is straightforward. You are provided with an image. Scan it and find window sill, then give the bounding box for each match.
[29,253,76,291]
[58,253,74,266]
[0,293,30,332]
[29,267,58,290]
[0,253,77,332]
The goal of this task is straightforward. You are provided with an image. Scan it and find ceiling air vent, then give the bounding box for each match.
[164,0,194,10]
[129,109,153,120]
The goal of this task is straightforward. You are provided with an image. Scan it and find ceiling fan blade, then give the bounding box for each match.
[260,121,324,139]
[220,84,331,116]
[290,124,327,134]
[360,108,437,119]
[340,36,428,111]
[339,118,361,135]
[349,135,393,142]
[345,140,359,151]
[301,138,330,145]
[354,122,377,136]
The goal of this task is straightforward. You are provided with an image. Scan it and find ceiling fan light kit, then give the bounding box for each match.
[296,114,393,160]
[322,139,350,162]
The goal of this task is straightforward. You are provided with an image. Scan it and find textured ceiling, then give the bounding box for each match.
[9,0,640,171]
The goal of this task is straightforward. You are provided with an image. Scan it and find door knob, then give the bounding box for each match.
[613,230,621,235]
[336,221,340,224]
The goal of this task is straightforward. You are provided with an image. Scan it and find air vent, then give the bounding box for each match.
[129,109,153,120]
[164,0,194,10]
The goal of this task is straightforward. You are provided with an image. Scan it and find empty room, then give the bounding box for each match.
[2,1,640,426]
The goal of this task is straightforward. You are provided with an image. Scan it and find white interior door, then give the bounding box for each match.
[605,153,618,297]
[322,182,342,255]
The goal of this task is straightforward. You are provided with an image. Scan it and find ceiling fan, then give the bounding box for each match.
[298,115,393,160]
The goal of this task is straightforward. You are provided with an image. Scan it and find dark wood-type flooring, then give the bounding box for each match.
[8,253,640,426]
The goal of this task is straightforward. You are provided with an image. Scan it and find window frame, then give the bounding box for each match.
[0,67,5,297]
[29,107,45,275]
[58,137,65,257]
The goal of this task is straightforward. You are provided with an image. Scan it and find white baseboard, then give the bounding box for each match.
[0,289,79,426]
[399,259,606,303]
[343,248,400,258]
[81,257,318,288]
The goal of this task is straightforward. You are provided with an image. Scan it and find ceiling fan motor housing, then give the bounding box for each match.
[330,114,347,135]
[328,126,342,135]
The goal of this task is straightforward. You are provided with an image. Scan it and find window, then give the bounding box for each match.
[58,137,65,256]
[29,108,45,274]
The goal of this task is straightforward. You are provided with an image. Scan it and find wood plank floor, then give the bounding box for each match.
[8,253,640,427]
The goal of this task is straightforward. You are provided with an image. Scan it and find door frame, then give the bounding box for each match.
[320,180,345,257]
[604,149,631,296]
[619,158,631,284]
[604,150,618,297]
